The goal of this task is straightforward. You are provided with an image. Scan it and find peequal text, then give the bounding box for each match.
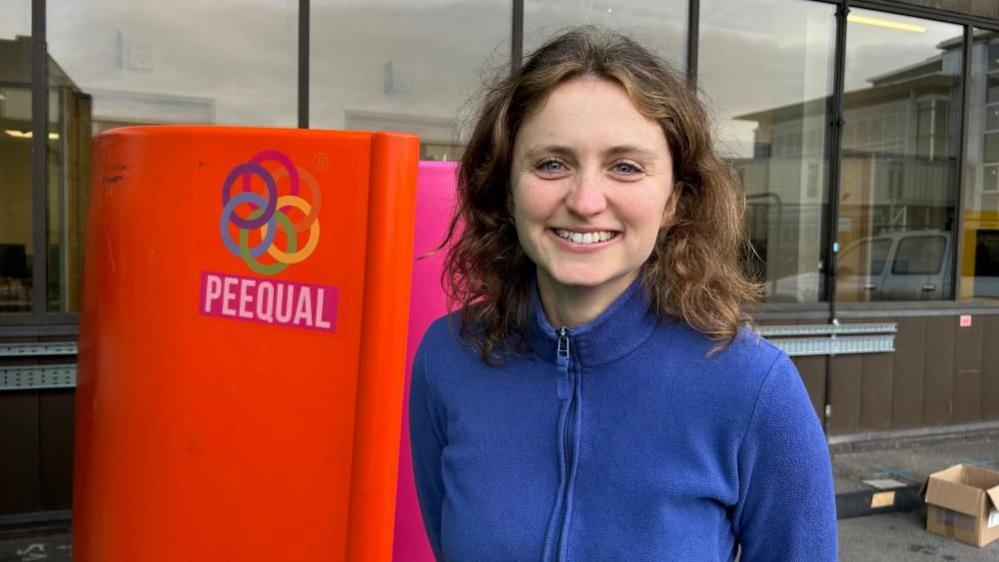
[200,272,338,332]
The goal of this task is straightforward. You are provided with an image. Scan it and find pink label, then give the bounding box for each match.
[960,315,972,328]
[199,272,338,332]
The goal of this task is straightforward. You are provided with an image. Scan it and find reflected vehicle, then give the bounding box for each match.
[840,230,952,301]
[770,230,955,302]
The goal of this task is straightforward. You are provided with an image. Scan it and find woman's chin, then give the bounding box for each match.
[543,269,638,295]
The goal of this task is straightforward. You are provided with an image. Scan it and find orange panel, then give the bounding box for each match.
[346,134,420,562]
[74,126,418,562]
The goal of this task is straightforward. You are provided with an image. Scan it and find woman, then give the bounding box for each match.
[410,27,837,561]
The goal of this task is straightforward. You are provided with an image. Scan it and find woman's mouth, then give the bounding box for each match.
[552,229,619,245]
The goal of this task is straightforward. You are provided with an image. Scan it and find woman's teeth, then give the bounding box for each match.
[554,229,616,245]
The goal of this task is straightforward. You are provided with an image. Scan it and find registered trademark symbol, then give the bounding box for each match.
[314,153,329,171]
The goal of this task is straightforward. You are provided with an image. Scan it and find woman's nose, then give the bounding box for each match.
[565,170,608,217]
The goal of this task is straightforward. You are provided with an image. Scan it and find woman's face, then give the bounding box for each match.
[511,76,676,308]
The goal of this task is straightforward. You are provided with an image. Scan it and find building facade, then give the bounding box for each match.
[1,0,998,523]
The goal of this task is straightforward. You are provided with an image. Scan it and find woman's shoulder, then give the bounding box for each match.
[643,320,802,413]
[417,312,466,357]
[653,320,788,375]
[416,311,495,371]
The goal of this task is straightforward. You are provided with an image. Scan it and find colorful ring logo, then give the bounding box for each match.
[220,150,322,275]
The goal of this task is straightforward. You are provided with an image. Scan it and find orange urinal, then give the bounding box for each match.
[74,126,418,562]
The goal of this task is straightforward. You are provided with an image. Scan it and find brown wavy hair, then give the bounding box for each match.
[442,26,762,363]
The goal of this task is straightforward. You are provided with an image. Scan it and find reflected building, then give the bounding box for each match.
[0,35,91,313]
[733,30,999,302]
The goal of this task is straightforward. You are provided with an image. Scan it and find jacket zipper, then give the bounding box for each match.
[552,327,575,562]
[556,327,571,399]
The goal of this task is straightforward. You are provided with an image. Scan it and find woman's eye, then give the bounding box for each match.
[611,162,643,175]
[535,159,567,174]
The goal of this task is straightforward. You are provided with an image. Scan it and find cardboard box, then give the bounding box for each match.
[922,464,999,548]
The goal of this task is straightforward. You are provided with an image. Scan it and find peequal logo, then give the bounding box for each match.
[199,150,337,332]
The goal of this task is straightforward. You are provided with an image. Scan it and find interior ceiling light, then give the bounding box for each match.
[847,14,926,33]
[3,130,60,140]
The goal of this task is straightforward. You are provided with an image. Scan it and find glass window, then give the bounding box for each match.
[524,1,686,71]
[892,235,946,275]
[836,9,962,302]
[839,237,892,276]
[310,0,510,162]
[46,0,298,311]
[699,0,836,303]
[959,29,999,301]
[48,1,297,128]
[975,230,999,275]
[0,4,32,313]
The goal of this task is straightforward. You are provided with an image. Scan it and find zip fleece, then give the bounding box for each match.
[409,279,837,561]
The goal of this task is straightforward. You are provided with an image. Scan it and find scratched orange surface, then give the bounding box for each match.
[74,126,419,561]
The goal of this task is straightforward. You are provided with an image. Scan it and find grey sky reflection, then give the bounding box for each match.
[30,0,968,158]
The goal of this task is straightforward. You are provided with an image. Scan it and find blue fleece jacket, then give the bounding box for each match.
[409,279,838,561]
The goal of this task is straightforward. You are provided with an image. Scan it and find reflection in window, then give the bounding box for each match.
[49,1,297,128]
[46,81,90,312]
[892,235,946,275]
[45,1,298,312]
[524,0,686,70]
[310,1,510,162]
[699,0,836,303]
[0,27,33,312]
[960,30,999,300]
[838,237,891,277]
[836,9,961,302]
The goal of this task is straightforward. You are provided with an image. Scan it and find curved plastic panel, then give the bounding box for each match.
[74,126,418,562]
[392,161,459,562]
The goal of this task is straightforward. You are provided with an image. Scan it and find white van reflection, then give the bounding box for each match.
[770,230,953,303]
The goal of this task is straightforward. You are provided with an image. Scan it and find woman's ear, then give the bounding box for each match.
[661,183,682,228]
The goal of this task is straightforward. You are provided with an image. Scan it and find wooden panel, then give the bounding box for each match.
[39,390,75,509]
[923,316,955,426]
[792,355,826,423]
[953,316,983,424]
[0,393,41,515]
[918,0,975,14]
[895,0,996,19]
[891,317,925,430]
[983,316,999,421]
[829,355,863,435]
[969,0,999,19]
[860,352,894,432]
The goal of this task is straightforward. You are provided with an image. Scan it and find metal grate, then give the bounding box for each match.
[758,323,896,337]
[769,335,895,357]
[760,322,897,357]
[0,365,77,390]
[0,342,78,357]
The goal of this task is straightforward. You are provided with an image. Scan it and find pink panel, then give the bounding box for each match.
[392,161,459,562]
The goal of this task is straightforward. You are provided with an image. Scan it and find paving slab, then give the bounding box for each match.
[839,508,999,561]
[832,432,999,519]
[0,524,70,562]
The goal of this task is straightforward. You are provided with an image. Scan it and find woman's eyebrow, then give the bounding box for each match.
[523,145,575,161]
[603,145,659,161]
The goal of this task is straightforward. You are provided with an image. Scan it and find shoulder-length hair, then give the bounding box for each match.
[443,26,761,363]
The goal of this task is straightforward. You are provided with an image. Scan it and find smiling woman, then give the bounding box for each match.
[409,26,838,562]
[510,77,677,327]
[443,27,759,361]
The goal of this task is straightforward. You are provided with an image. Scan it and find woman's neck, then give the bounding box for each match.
[536,271,639,328]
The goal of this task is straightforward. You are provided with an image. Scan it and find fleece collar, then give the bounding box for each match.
[524,275,662,367]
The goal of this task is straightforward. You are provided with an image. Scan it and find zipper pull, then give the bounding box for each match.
[556,327,571,400]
